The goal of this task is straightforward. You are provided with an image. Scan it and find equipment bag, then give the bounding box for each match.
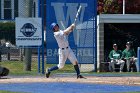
[0,66,9,76]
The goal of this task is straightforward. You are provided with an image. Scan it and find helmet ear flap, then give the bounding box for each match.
[52,28,55,31]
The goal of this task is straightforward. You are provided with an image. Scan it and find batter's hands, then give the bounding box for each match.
[71,23,75,30]
[64,23,76,35]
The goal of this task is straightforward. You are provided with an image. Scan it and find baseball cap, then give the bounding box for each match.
[126,42,131,45]
[113,43,117,47]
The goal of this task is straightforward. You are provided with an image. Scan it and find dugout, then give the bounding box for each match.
[97,14,140,72]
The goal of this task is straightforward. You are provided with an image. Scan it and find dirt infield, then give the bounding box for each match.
[1,75,140,86]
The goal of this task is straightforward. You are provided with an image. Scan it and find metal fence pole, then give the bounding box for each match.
[41,0,45,74]
[7,47,10,60]
[37,0,41,73]
[24,0,33,71]
[38,47,41,73]
[137,47,140,72]
[93,0,97,72]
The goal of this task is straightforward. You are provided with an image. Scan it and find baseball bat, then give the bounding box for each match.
[74,5,82,24]
[60,21,66,30]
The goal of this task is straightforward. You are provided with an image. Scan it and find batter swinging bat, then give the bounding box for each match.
[74,5,82,24]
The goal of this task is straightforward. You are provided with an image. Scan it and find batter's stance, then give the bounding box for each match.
[46,23,85,79]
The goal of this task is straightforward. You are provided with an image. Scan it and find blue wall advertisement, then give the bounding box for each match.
[46,0,97,64]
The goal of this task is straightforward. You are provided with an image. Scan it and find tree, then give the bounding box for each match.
[97,0,123,14]
[97,0,140,14]
[125,0,140,14]
[0,22,15,44]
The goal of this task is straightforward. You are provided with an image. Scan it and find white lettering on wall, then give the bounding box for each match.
[47,49,92,57]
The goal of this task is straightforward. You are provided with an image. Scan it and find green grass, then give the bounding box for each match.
[1,61,140,76]
[0,61,75,75]
[0,61,37,75]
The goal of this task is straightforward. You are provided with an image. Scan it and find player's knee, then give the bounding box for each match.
[58,64,64,69]
[73,61,78,65]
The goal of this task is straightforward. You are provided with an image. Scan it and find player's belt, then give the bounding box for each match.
[61,47,69,50]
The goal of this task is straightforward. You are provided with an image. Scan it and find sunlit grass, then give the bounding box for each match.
[0,61,75,75]
[0,61,140,76]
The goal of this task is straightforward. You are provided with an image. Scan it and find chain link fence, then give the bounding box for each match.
[0,0,97,76]
[0,40,45,62]
[0,0,46,75]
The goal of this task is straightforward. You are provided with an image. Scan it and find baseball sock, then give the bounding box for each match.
[74,65,80,76]
[49,66,58,72]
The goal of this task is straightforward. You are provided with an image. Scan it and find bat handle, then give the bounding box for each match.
[78,5,82,13]
[74,19,77,24]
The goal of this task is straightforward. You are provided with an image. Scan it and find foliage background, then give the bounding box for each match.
[97,0,140,14]
[0,22,15,44]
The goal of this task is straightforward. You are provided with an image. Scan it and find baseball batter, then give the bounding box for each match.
[45,23,85,79]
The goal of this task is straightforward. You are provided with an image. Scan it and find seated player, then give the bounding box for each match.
[109,44,125,72]
[122,42,137,72]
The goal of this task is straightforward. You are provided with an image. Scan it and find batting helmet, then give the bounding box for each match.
[50,23,59,31]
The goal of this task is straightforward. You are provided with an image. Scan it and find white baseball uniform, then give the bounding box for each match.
[54,30,77,69]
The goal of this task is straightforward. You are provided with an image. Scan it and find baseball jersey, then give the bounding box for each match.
[121,48,136,59]
[54,30,69,48]
[109,50,122,59]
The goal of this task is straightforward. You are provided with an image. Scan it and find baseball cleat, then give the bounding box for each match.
[45,69,51,78]
[77,75,86,79]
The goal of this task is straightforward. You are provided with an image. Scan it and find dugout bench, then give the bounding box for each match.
[100,60,137,72]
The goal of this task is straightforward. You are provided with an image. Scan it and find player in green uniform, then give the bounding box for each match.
[122,42,137,72]
[109,44,125,72]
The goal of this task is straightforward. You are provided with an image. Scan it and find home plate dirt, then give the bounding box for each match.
[1,75,140,93]
[1,75,140,86]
